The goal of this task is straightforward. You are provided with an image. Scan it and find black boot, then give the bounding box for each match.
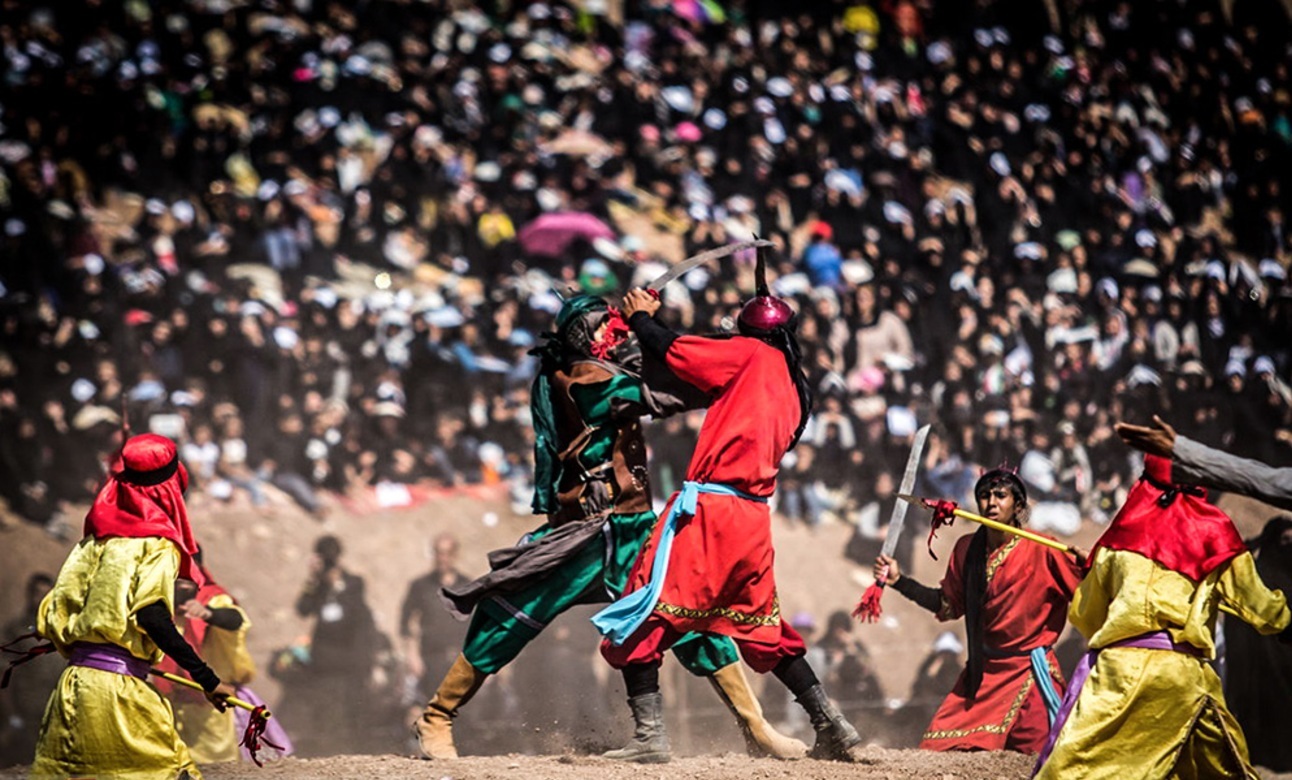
[796,684,864,762]
[603,692,671,764]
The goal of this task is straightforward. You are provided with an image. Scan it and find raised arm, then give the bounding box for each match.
[1116,415,1292,511]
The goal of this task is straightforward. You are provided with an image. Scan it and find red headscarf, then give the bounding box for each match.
[1092,454,1246,582]
[84,433,204,585]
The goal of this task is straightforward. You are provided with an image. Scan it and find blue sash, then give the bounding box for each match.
[592,481,767,645]
[1029,646,1063,725]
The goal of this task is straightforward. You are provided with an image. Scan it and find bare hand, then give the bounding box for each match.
[1070,546,1090,568]
[621,288,661,319]
[205,682,238,712]
[873,555,901,585]
[1114,415,1177,458]
[181,600,212,621]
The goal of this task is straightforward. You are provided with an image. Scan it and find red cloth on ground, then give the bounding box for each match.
[84,433,203,585]
[1091,454,1246,582]
[920,532,1082,752]
[603,335,802,657]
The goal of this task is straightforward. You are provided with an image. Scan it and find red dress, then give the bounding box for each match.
[602,335,805,669]
[920,531,1082,752]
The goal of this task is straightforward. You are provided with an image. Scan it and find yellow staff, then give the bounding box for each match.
[150,670,271,718]
[896,493,1080,556]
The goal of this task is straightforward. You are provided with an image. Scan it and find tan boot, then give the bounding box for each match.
[709,663,809,760]
[414,654,488,759]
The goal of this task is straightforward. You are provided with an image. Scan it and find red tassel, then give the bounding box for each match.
[239,705,284,768]
[1,632,56,689]
[852,582,886,622]
[926,499,959,560]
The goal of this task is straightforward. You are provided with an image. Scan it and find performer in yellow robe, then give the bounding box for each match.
[1034,454,1291,780]
[31,433,234,780]
[171,583,255,765]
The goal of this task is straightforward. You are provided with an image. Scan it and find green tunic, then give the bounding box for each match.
[460,364,736,675]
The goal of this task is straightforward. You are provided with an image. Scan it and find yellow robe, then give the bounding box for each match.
[1035,549,1290,780]
[175,596,255,765]
[31,536,203,780]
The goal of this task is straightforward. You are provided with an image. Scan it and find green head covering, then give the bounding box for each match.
[529,295,609,515]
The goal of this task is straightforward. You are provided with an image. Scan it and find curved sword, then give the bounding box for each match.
[646,238,774,292]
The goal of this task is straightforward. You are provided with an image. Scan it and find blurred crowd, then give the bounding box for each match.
[1,0,1292,551]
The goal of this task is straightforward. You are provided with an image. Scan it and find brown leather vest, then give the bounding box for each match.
[549,360,651,525]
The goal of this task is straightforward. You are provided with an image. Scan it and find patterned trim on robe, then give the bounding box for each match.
[925,535,1032,740]
[921,653,1062,741]
[655,596,782,627]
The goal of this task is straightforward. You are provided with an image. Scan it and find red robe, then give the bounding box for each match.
[920,531,1082,753]
[622,335,800,645]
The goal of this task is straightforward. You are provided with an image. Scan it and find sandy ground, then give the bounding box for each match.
[5,750,1292,780]
[202,749,1039,780]
[2,487,1290,778]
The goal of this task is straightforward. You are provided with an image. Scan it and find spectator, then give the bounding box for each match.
[290,535,379,755]
[0,573,58,768]
[400,533,470,698]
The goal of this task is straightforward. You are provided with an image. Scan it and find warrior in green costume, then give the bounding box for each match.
[414,295,806,762]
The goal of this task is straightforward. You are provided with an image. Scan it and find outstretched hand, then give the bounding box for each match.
[1114,415,1177,458]
[621,288,661,319]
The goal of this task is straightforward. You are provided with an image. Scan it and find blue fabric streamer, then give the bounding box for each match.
[592,481,766,645]
[1030,646,1062,725]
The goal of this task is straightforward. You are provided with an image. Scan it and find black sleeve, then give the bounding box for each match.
[204,607,244,632]
[136,601,220,692]
[628,312,679,361]
[893,575,943,614]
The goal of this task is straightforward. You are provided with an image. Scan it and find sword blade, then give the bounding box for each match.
[880,424,931,559]
[646,238,774,291]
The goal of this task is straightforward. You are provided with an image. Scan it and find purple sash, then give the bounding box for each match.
[1033,631,1201,773]
[68,642,151,680]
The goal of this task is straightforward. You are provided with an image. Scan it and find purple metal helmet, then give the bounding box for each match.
[738,295,796,333]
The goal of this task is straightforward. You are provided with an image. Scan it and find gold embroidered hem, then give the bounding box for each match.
[655,597,781,627]
[923,676,1033,741]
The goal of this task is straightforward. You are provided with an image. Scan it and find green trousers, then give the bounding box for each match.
[462,510,738,675]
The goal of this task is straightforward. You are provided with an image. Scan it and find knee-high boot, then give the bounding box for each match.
[414,654,488,759]
[603,692,671,764]
[708,663,808,759]
[796,684,865,762]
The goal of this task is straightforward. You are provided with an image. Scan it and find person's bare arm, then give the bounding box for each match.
[1117,415,1292,511]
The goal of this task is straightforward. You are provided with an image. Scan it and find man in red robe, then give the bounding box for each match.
[592,271,865,763]
[873,470,1083,753]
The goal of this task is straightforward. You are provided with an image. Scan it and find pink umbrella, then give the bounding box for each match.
[671,0,726,24]
[518,212,617,258]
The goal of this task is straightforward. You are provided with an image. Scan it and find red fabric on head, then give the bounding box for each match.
[84,433,204,585]
[590,306,630,361]
[1091,454,1246,582]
